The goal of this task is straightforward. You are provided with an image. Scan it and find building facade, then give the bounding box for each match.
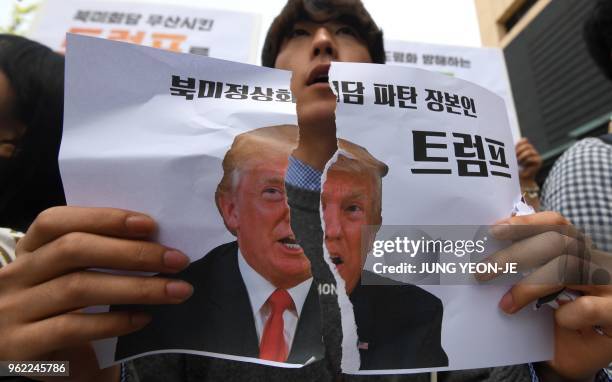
[475,0,612,173]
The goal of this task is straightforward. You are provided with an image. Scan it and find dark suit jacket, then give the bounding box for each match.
[350,271,448,370]
[113,241,324,364]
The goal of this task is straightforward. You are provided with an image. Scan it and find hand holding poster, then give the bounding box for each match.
[61,35,553,373]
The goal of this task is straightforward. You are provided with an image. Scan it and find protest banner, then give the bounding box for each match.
[384,39,521,141]
[61,34,552,372]
[329,62,551,373]
[29,0,260,63]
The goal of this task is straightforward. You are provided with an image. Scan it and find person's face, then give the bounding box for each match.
[220,155,311,289]
[0,71,25,159]
[322,169,379,293]
[274,20,372,125]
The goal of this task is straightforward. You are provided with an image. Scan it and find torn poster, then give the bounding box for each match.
[326,62,552,374]
[61,34,324,368]
[60,34,553,374]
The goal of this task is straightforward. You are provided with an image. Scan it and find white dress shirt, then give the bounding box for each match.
[237,249,313,352]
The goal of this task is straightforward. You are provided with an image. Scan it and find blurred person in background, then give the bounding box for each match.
[540,0,612,253]
[516,137,543,210]
[0,34,65,234]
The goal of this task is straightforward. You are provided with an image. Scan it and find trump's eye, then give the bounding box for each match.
[345,204,364,218]
[262,187,284,201]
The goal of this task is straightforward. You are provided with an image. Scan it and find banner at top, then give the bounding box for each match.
[28,0,260,63]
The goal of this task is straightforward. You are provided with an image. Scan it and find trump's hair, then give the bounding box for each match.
[215,125,299,234]
[215,125,388,232]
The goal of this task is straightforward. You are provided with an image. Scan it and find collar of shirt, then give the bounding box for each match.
[237,248,313,340]
[285,155,323,192]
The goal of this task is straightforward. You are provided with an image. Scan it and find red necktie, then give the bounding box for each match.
[259,289,294,362]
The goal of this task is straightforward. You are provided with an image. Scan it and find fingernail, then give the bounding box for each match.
[163,250,190,270]
[499,291,515,314]
[130,312,152,327]
[166,281,193,300]
[125,215,155,235]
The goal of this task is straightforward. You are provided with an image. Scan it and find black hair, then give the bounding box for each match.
[584,0,612,80]
[0,34,65,232]
[262,0,385,67]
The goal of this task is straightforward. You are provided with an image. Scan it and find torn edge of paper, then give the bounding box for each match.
[320,148,362,373]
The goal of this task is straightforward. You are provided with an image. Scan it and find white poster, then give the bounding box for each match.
[62,34,303,368]
[384,39,521,141]
[29,0,260,63]
[328,62,552,373]
[61,35,553,374]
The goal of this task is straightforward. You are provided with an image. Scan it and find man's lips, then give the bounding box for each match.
[278,236,302,251]
[306,63,331,86]
[329,253,344,265]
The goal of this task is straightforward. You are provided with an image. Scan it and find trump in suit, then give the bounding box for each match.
[114,125,324,364]
[321,140,449,370]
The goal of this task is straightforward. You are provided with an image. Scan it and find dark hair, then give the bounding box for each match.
[584,0,612,80]
[0,34,65,232]
[262,0,385,68]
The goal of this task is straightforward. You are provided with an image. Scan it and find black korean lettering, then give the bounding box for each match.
[422,54,434,65]
[406,53,418,64]
[198,19,214,31]
[444,93,461,115]
[198,80,223,98]
[224,84,249,100]
[164,16,181,28]
[147,14,163,27]
[74,10,90,22]
[374,84,396,107]
[397,86,417,109]
[485,138,511,178]
[125,13,141,25]
[425,89,444,112]
[275,89,295,103]
[250,87,274,101]
[170,75,196,100]
[332,81,365,105]
[453,133,487,177]
[460,58,471,68]
[460,96,477,118]
[447,57,459,67]
[181,17,197,30]
[107,12,125,24]
[434,55,446,66]
[393,51,405,63]
[411,131,451,174]
[90,11,109,23]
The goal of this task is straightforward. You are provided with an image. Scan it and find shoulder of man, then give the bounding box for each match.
[176,240,238,283]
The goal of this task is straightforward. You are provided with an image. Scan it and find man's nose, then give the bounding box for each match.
[324,208,342,240]
[311,27,337,60]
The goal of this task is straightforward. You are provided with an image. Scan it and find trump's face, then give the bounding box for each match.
[322,168,379,293]
[221,155,311,289]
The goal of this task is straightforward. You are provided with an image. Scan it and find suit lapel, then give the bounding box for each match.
[287,281,324,364]
[208,242,260,357]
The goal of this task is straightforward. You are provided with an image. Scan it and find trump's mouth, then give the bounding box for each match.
[278,236,302,251]
[330,254,344,265]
